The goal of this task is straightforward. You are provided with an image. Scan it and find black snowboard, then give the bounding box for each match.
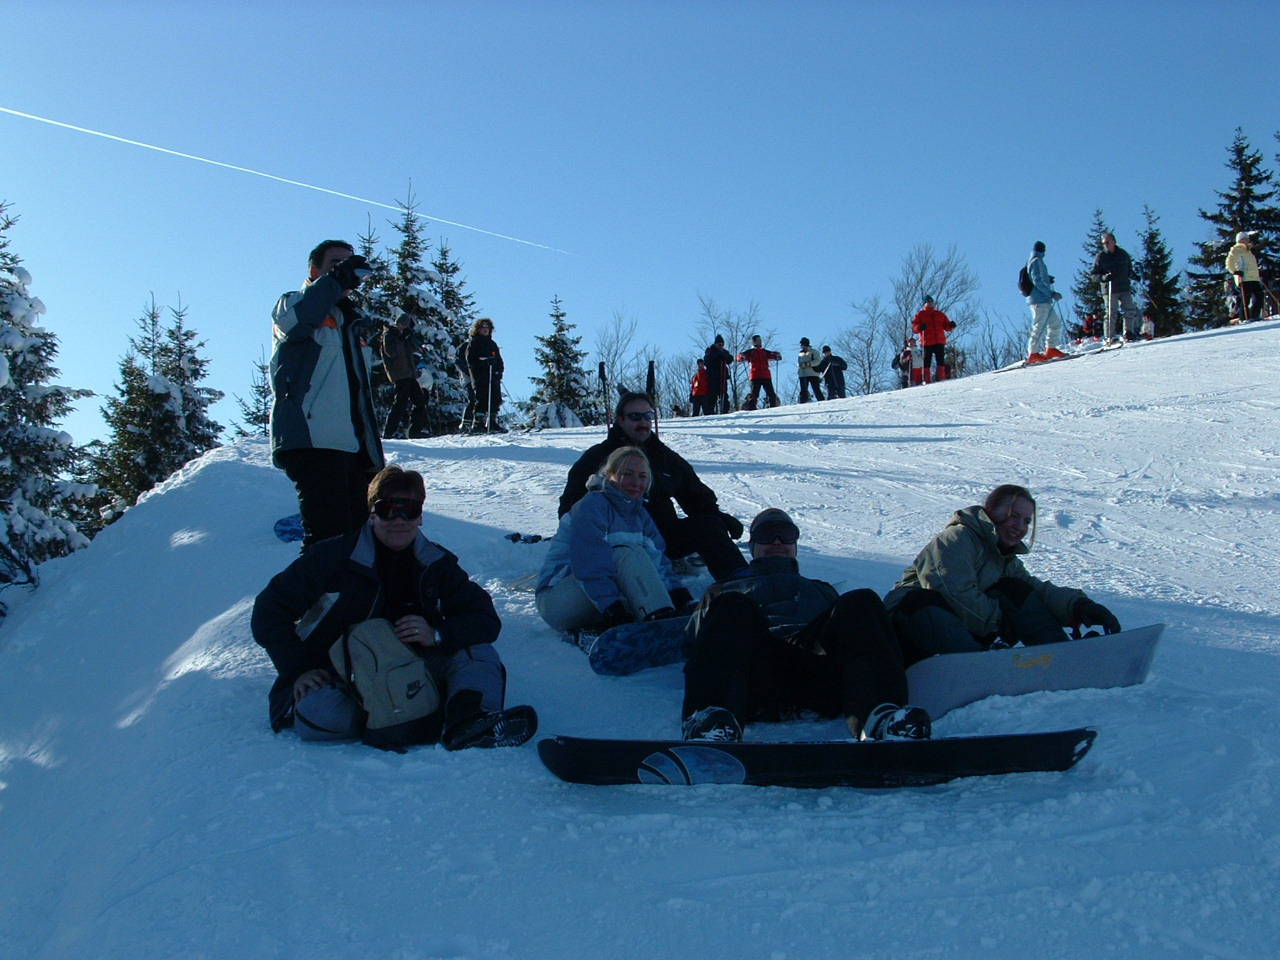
[537,727,1097,789]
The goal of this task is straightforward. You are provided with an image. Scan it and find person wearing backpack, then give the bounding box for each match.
[252,465,536,750]
[1025,241,1066,364]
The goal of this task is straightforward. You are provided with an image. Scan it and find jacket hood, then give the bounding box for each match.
[950,505,1030,556]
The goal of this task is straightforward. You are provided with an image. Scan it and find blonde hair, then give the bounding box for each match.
[601,446,651,494]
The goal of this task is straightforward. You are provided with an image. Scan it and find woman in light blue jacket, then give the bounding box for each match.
[536,446,690,633]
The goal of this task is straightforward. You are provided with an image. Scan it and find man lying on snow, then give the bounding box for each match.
[883,483,1121,662]
[252,465,536,751]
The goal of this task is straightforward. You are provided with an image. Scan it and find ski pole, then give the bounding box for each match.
[1259,278,1280,315]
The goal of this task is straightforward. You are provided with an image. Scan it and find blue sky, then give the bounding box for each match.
[4,0,1278,444]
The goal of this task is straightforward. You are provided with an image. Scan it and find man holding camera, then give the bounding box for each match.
[270,239,385,550]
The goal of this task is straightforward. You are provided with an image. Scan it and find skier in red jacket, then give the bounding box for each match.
[689,358,711,416]
[735,334,782,410]
[911,296,955,383]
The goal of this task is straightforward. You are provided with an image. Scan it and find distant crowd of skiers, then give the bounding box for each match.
[687,333,848,415]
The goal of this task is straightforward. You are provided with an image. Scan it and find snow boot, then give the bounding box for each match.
[442,705,538,750]
[682,706,743,742]
[863,703,932,741]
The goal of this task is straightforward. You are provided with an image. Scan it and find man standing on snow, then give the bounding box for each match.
[1025,241,1067,364]
[911,296,955,383]
[703,335,734,414]
[270,239,384,550]
[736,334,782,409]
[815,345,847,399]
[558,391,747,582]
[680,508,930,743]
[796,337,825,402]
[1091,232,1141,343]
[1226,231,1265,322]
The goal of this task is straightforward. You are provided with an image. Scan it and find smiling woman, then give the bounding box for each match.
[883,483,1123,664]
[535,445,692,635]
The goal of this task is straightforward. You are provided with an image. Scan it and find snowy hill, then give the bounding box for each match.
[3,324,1279,960]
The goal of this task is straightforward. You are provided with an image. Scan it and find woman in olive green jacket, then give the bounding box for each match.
[883,484,1120,663]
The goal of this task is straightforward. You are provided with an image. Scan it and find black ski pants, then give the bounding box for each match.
[745,378,779,410]
[276,448,375,550]
[799,376,824,402]
[659,513,747,581]
[384,377,430,438]
[682,588,908,730]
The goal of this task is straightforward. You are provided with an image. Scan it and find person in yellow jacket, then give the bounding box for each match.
[796,337,825,402]
[1226,231,1264,321]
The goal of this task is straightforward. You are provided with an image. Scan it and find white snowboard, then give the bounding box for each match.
[905,623,1163,719]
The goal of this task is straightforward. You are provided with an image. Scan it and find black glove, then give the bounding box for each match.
[721,512,744,540]
[330,254,374,291]
[1074,599,1121,635]
[599,600,632,630]
[668,587,695,612]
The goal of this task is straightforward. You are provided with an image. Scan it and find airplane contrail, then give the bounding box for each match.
[0,106,568,253]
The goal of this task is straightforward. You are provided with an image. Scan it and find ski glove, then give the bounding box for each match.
[330,254,374,291]
[1052,292,1063,301]
[721,512,745,540]
[1074,599,1121,635]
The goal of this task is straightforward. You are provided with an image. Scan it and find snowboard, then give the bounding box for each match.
[538,726,1097,789]
[575,616,691,676]
[905,623,1163,720]
[273,513,303,543]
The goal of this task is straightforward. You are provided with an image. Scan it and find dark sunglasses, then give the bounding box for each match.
[372,498,424,521]
[750,521,799,545]
[622,411,656,422]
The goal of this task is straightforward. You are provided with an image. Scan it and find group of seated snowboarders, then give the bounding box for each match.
[251,390,1122,752]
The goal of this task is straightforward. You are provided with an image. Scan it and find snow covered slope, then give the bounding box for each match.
[2,323,1279,959]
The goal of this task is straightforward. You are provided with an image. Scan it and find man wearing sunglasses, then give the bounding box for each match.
[253,465,536,750]
[558,392,748,581]
[680,508,930,744]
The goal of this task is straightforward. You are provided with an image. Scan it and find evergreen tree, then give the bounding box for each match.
[426,241,481,431]
[0,202,94,597]
[1137,205,1185,337]
[1185,129,1280,328]
[1071,209,1111,331]
[352,220,397,425]
[231,348,271,439]
[528,296,595,428]
[95,298,223,516]
[160,302,224,459]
